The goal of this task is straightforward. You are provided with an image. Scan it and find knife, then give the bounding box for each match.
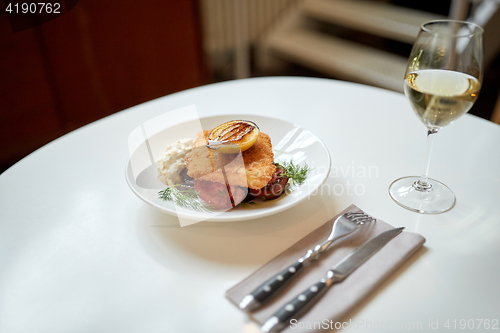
[261,227,404,333]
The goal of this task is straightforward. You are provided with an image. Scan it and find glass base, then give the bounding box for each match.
[388,176,456,214]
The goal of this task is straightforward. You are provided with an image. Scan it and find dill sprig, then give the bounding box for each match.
[158,186,212,212]
[278,161,311,187]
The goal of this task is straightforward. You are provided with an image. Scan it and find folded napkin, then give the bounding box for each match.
[226,204,425,332]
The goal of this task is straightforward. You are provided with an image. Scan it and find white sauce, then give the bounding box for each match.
[157,138,194,186]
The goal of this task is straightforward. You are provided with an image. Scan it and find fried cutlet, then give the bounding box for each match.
[185,130,275,190]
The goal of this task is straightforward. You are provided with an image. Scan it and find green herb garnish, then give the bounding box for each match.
[158,186,212,212]
[278,161,311,187]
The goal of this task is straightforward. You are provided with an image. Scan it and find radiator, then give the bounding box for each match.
[200,0,300,58]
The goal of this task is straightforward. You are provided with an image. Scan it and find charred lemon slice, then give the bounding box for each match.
[207,120,259,153]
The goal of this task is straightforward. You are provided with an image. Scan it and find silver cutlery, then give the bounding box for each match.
[239,212,375,311]
[261,227,404,333]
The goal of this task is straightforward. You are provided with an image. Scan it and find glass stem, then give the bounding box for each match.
[415,128,438,191]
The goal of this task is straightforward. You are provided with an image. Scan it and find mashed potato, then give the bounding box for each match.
[157,138,194,186]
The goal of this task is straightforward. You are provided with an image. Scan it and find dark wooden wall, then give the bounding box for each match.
[0,0,206,172]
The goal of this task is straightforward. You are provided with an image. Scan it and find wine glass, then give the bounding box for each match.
[389,20,484,214]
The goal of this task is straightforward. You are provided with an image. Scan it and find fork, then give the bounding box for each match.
[239,212,375,311]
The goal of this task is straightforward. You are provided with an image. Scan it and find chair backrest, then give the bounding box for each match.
[464,0,500,124]
[466,1,500,67]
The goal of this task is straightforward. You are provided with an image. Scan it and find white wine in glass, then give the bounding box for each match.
[389,20,484,214]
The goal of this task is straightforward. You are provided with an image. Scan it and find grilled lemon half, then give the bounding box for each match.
[207,120,259,153]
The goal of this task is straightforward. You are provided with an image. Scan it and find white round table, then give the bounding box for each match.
[1,77,499,333]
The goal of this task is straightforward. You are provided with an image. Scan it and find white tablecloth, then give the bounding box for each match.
[1,77,499,333]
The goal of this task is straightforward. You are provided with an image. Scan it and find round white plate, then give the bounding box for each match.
[126,114,330,222]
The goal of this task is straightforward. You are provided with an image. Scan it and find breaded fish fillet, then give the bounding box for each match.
[185,130,275,189]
